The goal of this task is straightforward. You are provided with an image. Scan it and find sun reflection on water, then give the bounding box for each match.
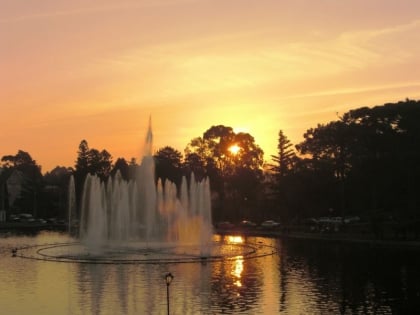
[232,255,244,288]
[227,236,244,244]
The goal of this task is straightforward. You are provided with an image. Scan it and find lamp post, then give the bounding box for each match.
[165,272,174,315]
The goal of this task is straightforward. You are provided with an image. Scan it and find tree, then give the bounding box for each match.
[295,119,364,218]
[271,130,297,178]
[88,149,113,180]
[73,140,113,216]
[293,99,420,220]
[43,166,73,218]
[128,158,138,180]
[154,146,183,185]
[186,125,265,221]
[74,140,113,181]
[296,120,355,180]
[74,140,90,214]
[1,150,41,178]
[111,158,130,181]
[232,132,265,170]
[75,140,90,176]
[183,153,206,182]
[186,125,264,174]
[1,150,43,216]
[267,131,299,220]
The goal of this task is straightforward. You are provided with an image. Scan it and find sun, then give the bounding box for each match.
[228,144,241,155]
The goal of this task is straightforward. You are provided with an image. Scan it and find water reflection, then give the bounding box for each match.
[227,236,244,244]
[1,232,420,314]
[209,235,270,314]
[232,256,244,287]
[278,239,420,314]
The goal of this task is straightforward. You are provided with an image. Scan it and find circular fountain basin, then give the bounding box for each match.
[14,240,276,264]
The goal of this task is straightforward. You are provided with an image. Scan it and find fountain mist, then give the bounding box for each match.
[67,175,76,234]
[78,120,213,255]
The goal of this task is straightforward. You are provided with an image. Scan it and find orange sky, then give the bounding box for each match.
[1,0,420,173]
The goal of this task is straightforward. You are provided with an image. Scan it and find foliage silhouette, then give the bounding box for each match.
[2,99,420,230]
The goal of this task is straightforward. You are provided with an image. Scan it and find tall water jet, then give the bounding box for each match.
[67,175,76,234]
[78,119,213,255]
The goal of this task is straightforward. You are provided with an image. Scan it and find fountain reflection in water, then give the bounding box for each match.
[77,119,213,256]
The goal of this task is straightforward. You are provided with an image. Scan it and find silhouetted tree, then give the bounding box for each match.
[74,140,90,214]
[73,140,112,216]
[267,131,299,221]
[292,99,420,223]
[186,125,264,221]
[74,140,113,181]
[183,152,206,181]
[88,149,112,180]
[43,166,73,218]
[111,158,130,181]
[75,140,90,177]
[128,157,138,180]
[154,146,183,186]
[271,130,297,178]
[1,150,43,216]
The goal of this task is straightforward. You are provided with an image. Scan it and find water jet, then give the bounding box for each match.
[73,119,213,257]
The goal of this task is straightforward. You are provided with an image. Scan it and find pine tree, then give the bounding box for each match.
[75,140,90,175]
[271,130,296,178]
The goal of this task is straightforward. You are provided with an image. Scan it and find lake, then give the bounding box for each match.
[1,231,419,314]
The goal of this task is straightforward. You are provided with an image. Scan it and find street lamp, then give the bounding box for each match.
[165,272,174,315]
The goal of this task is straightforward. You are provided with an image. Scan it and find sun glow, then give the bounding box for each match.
[228,144,241,155]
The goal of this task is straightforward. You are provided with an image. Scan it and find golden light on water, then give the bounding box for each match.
[227,236,244,244]
[232,256,244,288]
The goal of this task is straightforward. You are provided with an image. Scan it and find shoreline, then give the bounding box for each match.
[2,223,420,250]
[0,222,68,233]
[215,228,420,250]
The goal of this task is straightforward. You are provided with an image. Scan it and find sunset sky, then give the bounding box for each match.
[1,0,420,173]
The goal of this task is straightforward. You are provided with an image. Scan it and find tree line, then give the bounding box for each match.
[270,98,420,225]
[2,99,420,226]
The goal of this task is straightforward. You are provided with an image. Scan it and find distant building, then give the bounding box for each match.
[0,168,26,218]
[0,168,8,220]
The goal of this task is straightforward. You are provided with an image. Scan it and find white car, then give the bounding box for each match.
[261,220,280,228]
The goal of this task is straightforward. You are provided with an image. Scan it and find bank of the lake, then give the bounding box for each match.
[215,225,420,251]
[2,222,420,251]
[0,222,68,233]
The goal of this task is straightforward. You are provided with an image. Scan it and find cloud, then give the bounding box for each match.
[69,15,420,112]
[281,82,420,100]
[0,0,199,23]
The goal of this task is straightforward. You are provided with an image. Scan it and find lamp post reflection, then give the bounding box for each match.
[165,272,174,315]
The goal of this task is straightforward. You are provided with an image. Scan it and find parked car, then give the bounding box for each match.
[47,218,57,224]
[9,214,20,222]
[260,220,280,228]
[19,213,35,223]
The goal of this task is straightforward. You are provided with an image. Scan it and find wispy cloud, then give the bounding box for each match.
[281,82,420,100]
[74,16,420,107]
[0,0,199,23]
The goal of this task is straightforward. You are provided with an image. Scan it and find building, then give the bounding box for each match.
[0,168,26,220]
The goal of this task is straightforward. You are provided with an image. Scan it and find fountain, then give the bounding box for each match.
[77,119,213,256]
[67,175,76,234]
[14,119,276,265]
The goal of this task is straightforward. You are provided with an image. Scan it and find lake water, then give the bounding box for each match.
[1,231,419,314]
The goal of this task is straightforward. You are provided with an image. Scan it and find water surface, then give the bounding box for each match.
[1,231,419,314]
